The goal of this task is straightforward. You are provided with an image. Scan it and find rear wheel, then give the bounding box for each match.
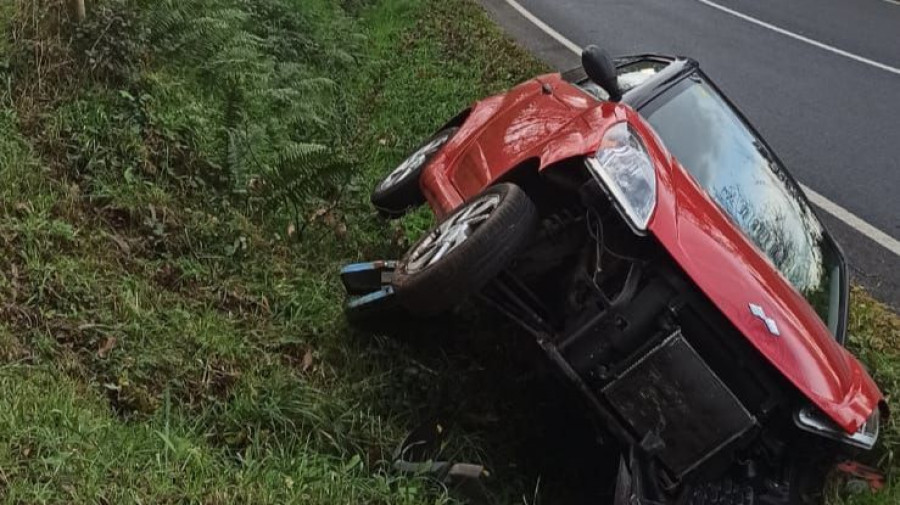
[371,127,458,218]
[392,183,538,316]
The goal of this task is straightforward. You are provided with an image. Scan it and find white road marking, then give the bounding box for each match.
[800,184,900,256]
[696,0,900,77]
[502,0,581,54]
[501,0,900,256]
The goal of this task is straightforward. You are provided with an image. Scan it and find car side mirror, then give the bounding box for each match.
[582,45,622,101]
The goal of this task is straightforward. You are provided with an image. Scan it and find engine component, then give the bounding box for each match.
[603,332,757,478]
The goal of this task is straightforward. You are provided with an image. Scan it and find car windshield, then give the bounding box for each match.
[643,78,843,335]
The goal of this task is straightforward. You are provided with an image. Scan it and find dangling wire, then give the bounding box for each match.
[586,209,605,288]
[585,209,644,285]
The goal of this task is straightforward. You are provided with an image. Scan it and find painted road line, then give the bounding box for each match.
[501,0,900,256]
[800,184,900,256]
[697,0,900,77]
[502,0,581,54]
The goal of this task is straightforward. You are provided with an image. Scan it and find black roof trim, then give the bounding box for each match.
[620,56,699,110]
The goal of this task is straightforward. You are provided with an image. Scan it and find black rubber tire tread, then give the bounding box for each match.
[392,183,538,316]
[685,479,755,505]
[370,127,458,219]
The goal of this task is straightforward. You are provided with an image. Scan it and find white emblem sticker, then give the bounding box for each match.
[749,303,780,336]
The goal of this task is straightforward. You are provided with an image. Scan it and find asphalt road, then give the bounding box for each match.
[480,0,900,309]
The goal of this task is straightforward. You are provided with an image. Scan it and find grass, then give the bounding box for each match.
[831,289,900,504]
[0,0,897,503]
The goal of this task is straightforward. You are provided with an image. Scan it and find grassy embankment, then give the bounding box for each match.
[0,0,896,503]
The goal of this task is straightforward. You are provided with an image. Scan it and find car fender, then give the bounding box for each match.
[422,76,617,216]
[535,100,626,170]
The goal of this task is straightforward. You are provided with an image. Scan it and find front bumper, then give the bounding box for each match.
[795,405,880,450]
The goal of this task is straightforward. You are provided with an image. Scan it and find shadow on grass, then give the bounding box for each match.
[345,302,621,504]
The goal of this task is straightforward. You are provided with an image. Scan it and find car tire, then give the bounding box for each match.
[392,183,538,316]
[371,127,458,218]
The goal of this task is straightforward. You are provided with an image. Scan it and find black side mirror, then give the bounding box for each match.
[582,45,622,101]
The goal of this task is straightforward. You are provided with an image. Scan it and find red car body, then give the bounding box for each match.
[419,73,883,434]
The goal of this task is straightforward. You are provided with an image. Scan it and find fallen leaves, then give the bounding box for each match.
[306,204,348,240]
[105,232,132,255]
[97,336,117,358]
[301,349,314,373]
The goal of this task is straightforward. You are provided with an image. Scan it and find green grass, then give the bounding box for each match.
[830,289,900,504]
[0,0,896,503]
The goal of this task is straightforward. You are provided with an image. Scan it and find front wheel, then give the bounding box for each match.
[392,183,538,316]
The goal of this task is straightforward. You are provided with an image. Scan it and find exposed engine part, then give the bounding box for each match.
[603,332,757,478]
[492,187,805,490]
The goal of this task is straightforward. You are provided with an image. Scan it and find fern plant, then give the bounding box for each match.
[138,0,356,227]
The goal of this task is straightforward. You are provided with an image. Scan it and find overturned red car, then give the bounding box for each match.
[365,47,886,505]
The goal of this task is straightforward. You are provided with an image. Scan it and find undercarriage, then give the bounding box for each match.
[475,164,843,504]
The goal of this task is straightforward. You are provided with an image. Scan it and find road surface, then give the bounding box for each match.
[480,0,900,309]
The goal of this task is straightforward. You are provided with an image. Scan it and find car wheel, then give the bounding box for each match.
[392,183,538,316]
[371,127,459,218]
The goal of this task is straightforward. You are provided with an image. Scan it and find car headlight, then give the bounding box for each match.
[795,405,880,450]
[585,122,657,231]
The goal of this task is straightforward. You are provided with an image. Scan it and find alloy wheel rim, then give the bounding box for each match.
[405,193,501,273]
[378,131,452,191]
